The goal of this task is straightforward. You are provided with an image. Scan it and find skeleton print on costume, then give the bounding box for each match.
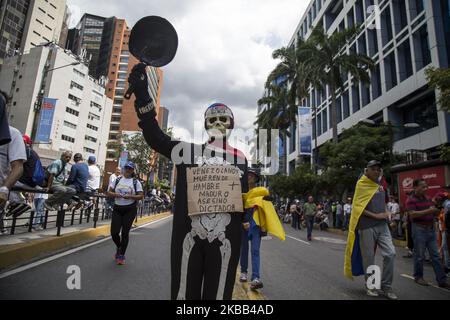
[177,155,239,300]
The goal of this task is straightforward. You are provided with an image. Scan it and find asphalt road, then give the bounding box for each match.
[0,216,449,300]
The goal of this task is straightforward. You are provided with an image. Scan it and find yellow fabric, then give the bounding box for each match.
[243,187,286,241]
[343,175,379,279]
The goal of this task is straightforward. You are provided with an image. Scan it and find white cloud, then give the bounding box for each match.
[67,0,309,145]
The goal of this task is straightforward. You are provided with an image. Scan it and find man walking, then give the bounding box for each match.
[343,198,352,231]
[336,201,343,229]
[406,179,449,289]
[303,196,317,241]
[344,160,398,300]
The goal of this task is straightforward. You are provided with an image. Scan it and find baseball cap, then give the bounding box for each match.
[22,134,32,146]
[88,155,96,163]
[367,160,381,168]
[124,161,135,169]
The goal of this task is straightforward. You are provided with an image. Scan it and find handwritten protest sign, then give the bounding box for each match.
[187,165,243,216]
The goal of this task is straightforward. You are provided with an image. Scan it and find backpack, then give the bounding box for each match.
[113,177,139,202]
[42,160,67,187]
[19,147,45,187]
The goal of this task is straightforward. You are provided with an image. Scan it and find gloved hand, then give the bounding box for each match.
[128,63,156,121]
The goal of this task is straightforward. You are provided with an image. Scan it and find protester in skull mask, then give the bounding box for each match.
[128,63,248,300]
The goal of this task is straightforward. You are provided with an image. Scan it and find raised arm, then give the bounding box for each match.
[128,63,179,159]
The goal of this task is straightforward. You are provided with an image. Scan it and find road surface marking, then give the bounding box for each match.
[286,235,311,245]
[0,215,172,279]
[314,237,347,245]
[400,274,450,293]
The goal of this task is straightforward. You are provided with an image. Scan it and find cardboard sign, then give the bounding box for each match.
[187,165,243,216]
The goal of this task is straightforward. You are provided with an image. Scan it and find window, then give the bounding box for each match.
[70,81,83,90]
[38,7,46,14]
[33,30,41,37]
[343,91,350,119]
[119,56,129,63]
[409,0,425,20]
[111,115,121,122]
[84,147,95,153]
[90,101,102,111]
[352,83,361,113]
[371,64,382,100]
[398,40,413,82]
[347,7,355,28]
[413,25,431,71]
[85,135,97,143]
[322,109,328,133]
[61,135,75,143]
[393,0,408,34]
[118,65,128,71]
[66,107,79,116]
[47,14,55,20]
[88,112,100,121]
[317,113,322,135]
[109,133,118,140]
[368,29,378,57]
[381,7,393,46]
[336,96,342,123]
[73,68,85,77]
[110,124,120,131]
[384,52,397,91]
[113,107,122,113]
[68,94,81,104]
[36,18,43,25]
[401,93,438,139]
[63,121,77,129]
[87,124,99,131]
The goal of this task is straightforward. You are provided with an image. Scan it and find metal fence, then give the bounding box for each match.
[1,187,160,237]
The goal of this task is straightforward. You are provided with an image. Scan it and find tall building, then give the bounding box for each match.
[279,0,450,175]
[0,44,113,169]
[20,0,66,53]
[67,13,106,78]
[100,17,163,187]
[0,0,30,64]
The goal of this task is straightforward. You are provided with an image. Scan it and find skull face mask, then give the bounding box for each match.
[204,103,234,140]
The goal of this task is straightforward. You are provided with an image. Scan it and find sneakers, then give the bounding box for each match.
[415,278,429,286]
[239,272,248,282]
[116,255,125,265]
[250,278,263,290]
[380,289,398,300]
[114,248,121,260]
[366,288,379,297]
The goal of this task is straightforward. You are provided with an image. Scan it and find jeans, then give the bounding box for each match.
[33,198,46,226]
[292,213,301,230]
[336,214,343,229]
[359,223,396,290]
[306,216,314,239]
[240,227,261,280]
[412,223,447,284]
[343,213,350,230]
[45,185,77,207]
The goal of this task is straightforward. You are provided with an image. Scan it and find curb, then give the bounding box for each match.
[233,270,266,300]
[0,212,172,271]
[326,228,407,248]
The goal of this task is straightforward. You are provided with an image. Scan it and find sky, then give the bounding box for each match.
[67,0,309,153]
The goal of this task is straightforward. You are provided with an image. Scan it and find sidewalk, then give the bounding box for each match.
[0,212,172,271]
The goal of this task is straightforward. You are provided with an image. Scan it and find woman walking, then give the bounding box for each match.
[107,162,144,265]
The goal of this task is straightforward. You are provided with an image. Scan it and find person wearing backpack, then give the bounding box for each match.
[44,151,72,211]
[106,161,144,265]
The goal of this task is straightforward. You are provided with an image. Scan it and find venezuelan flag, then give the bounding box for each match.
[243,187,286,241]
[344,175,379,279]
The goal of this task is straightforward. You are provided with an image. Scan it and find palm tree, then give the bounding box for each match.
[298,24,375,143]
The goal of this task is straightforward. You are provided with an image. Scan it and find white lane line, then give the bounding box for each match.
[286,235,311,245]
[400,274,450,293]
[0,215,172,279]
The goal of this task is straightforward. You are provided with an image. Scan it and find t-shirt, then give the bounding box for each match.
[303,202,317,217]
[66,162,89,193]
[343,204,352,215]
[109,177,143,206]
[47,159,70,186]
[0,126,27,186]
[87,165,101,191]
[388,202,400,220]
[358,187,387,230]
[405,194,435,226]
[336,204,343,215]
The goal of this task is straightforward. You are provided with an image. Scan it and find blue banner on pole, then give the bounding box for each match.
[298,107,312,155]
[36,98,57,143]
[119,151,128,168]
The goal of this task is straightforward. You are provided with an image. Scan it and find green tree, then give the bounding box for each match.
[319,124,399,198]
[298,24,375,143]
[426,67,450,112]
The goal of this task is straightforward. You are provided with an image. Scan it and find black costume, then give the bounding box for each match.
[129,63,248,300]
